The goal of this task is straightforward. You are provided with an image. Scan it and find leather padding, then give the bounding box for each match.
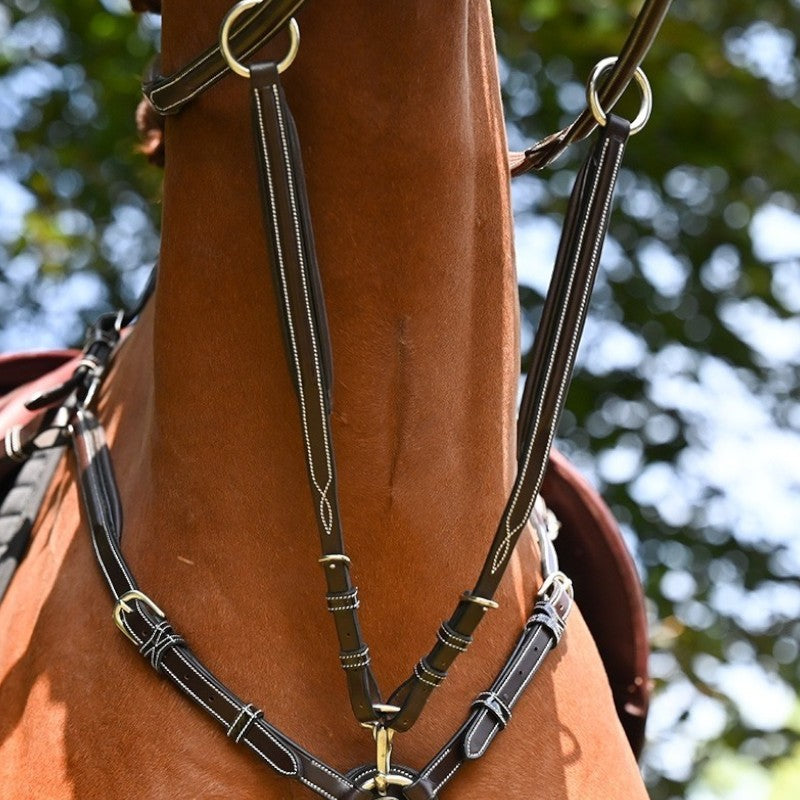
[542,449,650,757]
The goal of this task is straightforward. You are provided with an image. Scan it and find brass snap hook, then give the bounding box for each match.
[219,0,300,79]
[586,56,653,135]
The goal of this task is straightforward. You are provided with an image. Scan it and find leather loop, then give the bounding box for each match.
[512,0,671,174]
[143,0,306,115]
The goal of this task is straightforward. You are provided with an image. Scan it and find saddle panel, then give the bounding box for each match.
[542,449,650,757]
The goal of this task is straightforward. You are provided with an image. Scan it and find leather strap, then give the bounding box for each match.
[385,114,631,733]
[250,62,381,724]
[142,0,306,115]
[71,409,376,800]
[246,59,628,734]
[403,580,573,800]
[511,0,671,174]
[69,403,571,800]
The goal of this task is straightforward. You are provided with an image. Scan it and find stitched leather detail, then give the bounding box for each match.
[227,703,265,744]
[326,588,360,612]
[436,622,471,652]
[139,619,186,672]
[527,598,568,645]
[471,692,512,729]
[413,659,446,688]
[339,646,370,671]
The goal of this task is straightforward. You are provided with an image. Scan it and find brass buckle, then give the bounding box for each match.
[113,590,165,645]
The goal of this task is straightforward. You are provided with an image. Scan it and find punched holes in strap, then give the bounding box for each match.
[227,703,265,744]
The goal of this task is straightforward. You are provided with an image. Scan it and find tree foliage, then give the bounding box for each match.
[1,1,799,797]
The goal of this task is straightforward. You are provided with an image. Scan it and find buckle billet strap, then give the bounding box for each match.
[143,0,306,115]
[401,580,573,800]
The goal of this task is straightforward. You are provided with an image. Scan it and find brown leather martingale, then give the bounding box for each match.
[0,1,669,796]
[34,58,630,799]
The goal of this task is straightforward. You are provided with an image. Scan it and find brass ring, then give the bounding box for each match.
[586,56,652,135]
[219,2,300,79]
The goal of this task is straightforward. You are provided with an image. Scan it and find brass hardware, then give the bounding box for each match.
[220,1,300,79]
[462,592,499,609]
[113,590,165,645]
[360,772,414,793]
[359,721,415,795]
[586,56,652,135]
[318,554,351,566]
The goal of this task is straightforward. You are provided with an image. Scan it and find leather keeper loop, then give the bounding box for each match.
[413,658,446,688]
[471,691,512,729]
[339,646,370,671]
[138,619,186,672]
[437,622,472,653]
[227,703,264,744]
[527,598,568,646]
[326,588,360,612]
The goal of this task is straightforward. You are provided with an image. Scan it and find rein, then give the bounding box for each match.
[3,1,672,797]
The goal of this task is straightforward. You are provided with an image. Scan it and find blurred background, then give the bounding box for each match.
[1,0,798,797]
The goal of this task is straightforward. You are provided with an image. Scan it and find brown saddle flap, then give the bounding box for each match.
[543,449,650,758]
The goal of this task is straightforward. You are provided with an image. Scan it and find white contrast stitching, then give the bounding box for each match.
[491,138,616,574]
[299,776,337,800]
[254,87,334,537]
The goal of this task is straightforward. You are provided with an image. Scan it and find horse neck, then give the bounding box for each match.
[107,1,521,612]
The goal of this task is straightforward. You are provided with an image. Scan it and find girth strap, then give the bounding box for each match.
[0,446,64,603]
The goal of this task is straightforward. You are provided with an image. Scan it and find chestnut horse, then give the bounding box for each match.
[0,2,650,798]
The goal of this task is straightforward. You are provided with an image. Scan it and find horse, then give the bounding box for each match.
[0,1,656,797]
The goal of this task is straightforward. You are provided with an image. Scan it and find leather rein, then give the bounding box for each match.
[5,1,672,797]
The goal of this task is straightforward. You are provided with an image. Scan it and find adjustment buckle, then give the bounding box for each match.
[113,590,165,644]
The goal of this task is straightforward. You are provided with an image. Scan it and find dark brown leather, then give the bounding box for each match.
[250,62,381,724]
[69,404,574,800]
[512,0,672,174]
[142,0,306,115]
[386,114,632,733]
